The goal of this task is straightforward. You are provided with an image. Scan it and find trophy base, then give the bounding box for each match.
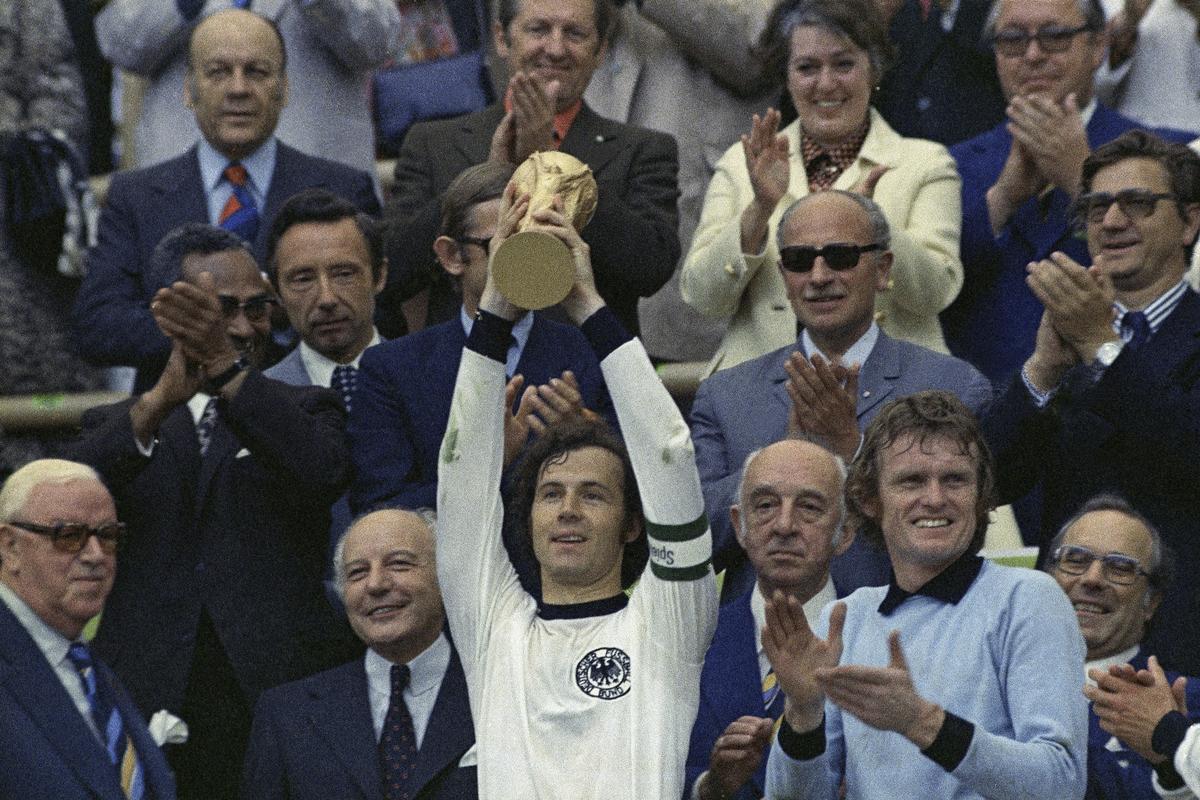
[491,231,574,310]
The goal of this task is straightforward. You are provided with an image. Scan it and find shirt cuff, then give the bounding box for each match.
[134,435,157,458]
[777,715,826,761]
[580,305,632,362]
[1020,364,1057,408]
[465,310,515,364]
[1155,758,1187,791]
[921,710,975,773]
[1154,711,1193,761]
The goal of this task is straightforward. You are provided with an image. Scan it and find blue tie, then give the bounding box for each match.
[379,664,417,800]
[66,642,144,799]
[332,364,358,414]
[1122,310,1151,352]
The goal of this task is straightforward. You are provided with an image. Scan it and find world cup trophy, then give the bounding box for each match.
[490,150,597,309]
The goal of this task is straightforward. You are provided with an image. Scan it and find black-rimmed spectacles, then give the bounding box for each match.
[780,243,881,273]
[9,520,128,554]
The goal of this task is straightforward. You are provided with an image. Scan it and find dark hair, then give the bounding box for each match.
[757,0,894,87]
[1046,493,1176,596]
[186,9,288,72]
[511,418,647,590]
[983,0,1105,40]
[265,188,384,285]
[497,0,615,46]
[847,391,996,553]
[440,162,515,241]
[152,222,252,284]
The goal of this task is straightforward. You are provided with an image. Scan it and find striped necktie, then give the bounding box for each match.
[66,642,145,799]
[379,664,417,800]
[218,162,260,242]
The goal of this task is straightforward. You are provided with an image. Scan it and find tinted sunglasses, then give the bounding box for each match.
[218,294,275,322]
[10,520,128,554]
[779,243,881,273]
[1072,190,1175,225]
[990,24,1092,58]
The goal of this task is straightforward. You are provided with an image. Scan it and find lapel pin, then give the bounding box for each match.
[862,390,871,397]
[595,135,604,143]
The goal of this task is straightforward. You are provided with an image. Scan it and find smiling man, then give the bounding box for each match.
[762,391,1087,800]
[944,0,1195,386]
[75,8,379,392]
[382,0,679,338]
[1043,495,1200,799]
[69,223,360,800]
[242,508,476,800]
[983,130,1200,676]
[691,190,990,600]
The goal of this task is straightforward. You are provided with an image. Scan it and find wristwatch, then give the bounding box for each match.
[1093,340,1125,369]
[204,356,249,395]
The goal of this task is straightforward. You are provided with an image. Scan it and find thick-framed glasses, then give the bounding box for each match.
[990,24,1093,57]
[1072,190,1175,226]
[1051,544,1150,586]
[218,294,275,322]
[9,520,128,554]
[780,243,881,273]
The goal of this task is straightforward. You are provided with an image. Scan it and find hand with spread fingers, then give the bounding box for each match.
[740,108,791,254]
[1006,93,1091,198]
[784,351,861,461]
[508,72,560,165]
[150,271,238,374]
[1026,252,1118,362]
[1085,655,1189,764]
[503,371,595,467]
[480,183,531,322]
[816,630,945,748]
[698,716,776,800]
[763,591,845,734]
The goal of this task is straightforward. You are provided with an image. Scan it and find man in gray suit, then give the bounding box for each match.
[691,190,992,598]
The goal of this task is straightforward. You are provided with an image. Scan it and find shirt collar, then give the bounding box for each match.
[299,330,381,388]
[364,631,451,700]
[0,581,73,669]
[197,136,277,196]
[537,592,629,620]
[187,392,215,425]
[1080,98,1097,128]
[878,551,984,616]
[501,94,584,146]
[1112,280,1190,338]
[801,321,879,367]
[460,306,534,348]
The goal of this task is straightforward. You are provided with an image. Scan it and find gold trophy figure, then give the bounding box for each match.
[490,151,597,310]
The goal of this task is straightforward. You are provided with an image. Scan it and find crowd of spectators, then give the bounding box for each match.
[4,0,1200,798]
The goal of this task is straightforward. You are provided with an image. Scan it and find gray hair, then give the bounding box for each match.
[1044,493,1175,595]
[776,190,892,253]
[331,507,437,601]
[0,459,104,524]
[983,0,1105,41]
[735,442,849,549]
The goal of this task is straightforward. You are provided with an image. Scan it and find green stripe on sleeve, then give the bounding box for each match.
[645,512,708,543]
[650,560,711,582]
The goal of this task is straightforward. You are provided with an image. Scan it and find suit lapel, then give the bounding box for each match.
[0,606,124,800]
[561,105,624,175]
[453,105,506,166]
[101,662,174,800]
[408,648,474,795]
[194,405,239,516]
[701,592,766,735]
[855,332,900,420]
[306,662,382,799]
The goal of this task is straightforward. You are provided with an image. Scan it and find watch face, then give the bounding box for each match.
[1096,341,1123,367]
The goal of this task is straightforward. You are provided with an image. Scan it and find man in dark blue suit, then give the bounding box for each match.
[73,9,379,392]
[983,131,1200,676]
[242,508,476,800]
[944,0,1195,386]
[685,440,850,800]
[349,162,610,516]
[692,190,992,601]
[0,459,175,800]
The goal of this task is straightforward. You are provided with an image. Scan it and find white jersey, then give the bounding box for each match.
[437,336,718,800]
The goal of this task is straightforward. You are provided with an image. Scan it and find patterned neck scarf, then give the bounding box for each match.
[801,120,870,192]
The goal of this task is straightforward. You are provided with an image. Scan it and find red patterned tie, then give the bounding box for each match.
[919,0,933,19]
[379,664,417,800]
[218,162,260,241]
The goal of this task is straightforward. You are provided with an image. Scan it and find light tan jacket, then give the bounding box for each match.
[680,109,963,375]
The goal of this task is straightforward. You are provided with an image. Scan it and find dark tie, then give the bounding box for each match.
[196,397,219,457]
[66,643,144,799]
[218,162,260,242]
[379,664,418,800]
[331,364,358,414]
[1122,310,1151,352]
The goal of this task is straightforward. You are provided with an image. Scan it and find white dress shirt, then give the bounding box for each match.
[365,632,451,748]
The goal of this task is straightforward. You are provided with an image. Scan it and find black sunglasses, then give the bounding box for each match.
[990,24,1093,57]
[10,520,128,554]
[218,294,275,322]
[1072,190,1175,225]
[780,243,881,273]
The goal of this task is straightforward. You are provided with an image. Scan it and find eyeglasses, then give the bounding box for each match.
[779,243,881,273]
[9,520,128,554]
[218,294,275,322]
[990,24,1093,57]
[457,236,492,251]
[1051,544,1150,586]
[1073,190,1175,225]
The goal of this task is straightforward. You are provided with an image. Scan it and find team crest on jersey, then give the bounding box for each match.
[575,647,631,700]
